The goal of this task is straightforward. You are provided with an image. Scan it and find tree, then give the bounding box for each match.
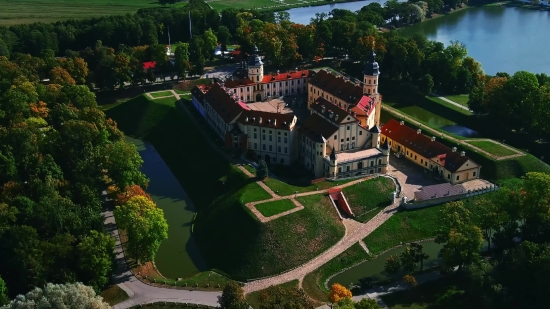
[409,243,430,271]
[218,281,248,309]
[217,26,232,50]
[1,282,110,309]
[0,276,8,306]
[257,159,269,179]
[77,230,115,290]
[399,247,417,274]
[384,254,401,274]
[102,140,148,190]
[329,283,352,303]
[202,29,218,60]
[114,196,168,264]
[49,66,76,85]
[116,184,151,206]
[403,274,418,288]
[334,297,381,309]
[258,285,313,309]
[174,43,191,81]
[419,73,434,94]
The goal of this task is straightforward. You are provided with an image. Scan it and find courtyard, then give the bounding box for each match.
[245,93,310,121]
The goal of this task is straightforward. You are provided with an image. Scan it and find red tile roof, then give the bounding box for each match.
[381,119,474,172]
[261,70,309,83]
[202,83,246,124]
[309,70,364,106]
[237,110,295,130]
[351,96,375,117]
[224,78,255,88]
[143,61,156,70]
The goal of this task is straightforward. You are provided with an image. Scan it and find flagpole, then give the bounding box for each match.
[188,11,192,39]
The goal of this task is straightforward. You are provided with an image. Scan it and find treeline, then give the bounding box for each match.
[0,53,169,300]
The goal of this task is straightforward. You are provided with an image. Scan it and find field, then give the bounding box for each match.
[443,94,470,107]
[302,243,369,301]
[467,140,518,157]
[255,199,296,217]
[0,0,170,26]
[342,177,395,222]
[363,206,442,255]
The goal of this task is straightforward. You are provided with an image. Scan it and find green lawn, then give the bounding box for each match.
[100,284,129,305]
[143,271,232,290]
[246,280,300,309]
[173,89,191,95]
[255,199,296,217]
[241,182,272,204]
[467,140,519,157]
[363,206,443,255]
[443,94,470,107]
[302,243,370,302]
[149,91,174,98]
[0,0,174,26]
[130,304,213,309]
[342,177,395,222]
[196,182,344,279]
[427,97,472,116]
[243,164,256,175]
[263,177,355,197]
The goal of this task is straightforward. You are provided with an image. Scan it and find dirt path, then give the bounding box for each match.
[382,105,525,160]
[431,93,471,112]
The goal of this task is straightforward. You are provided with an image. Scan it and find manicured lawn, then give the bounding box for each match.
[381,274,474,309]
[243,164,256,175]
[255,199,296,217]
[342,177,395,222]
[467,140,519,157]
[0,0,174,26]
[174,89,191,95]
[427,97,472,116]
[149,91,174,98]
[100,284,129,305]
[263,177,355,197]
[443,94,470,107]
[196,188,345,279]
[302,243,369,302]
[241,182,272,204]
[363,206,442,255]
[246,280,299,309]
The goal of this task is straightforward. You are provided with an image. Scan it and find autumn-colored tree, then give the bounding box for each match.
[403,274,418,288]
[482,76,507,115]
[116,184,151,206]
[329,283,352,303]
[61,57,89,85]
[29,101,49,119]
[49,66,76,85]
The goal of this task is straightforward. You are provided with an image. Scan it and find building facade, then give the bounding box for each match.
[381,119,481,184]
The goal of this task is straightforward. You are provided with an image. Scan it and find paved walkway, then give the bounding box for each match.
[431,93,472,112]
[101,194,221,309]
[382,105,525,160]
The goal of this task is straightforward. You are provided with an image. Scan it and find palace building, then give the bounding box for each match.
[191,45,390,179]
[381,119,481,184]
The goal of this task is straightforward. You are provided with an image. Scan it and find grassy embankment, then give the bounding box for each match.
[342,177,395,222]
[0,0,179,26]
[263,177,355,197]
[443,94,470,107]
[245,280,300,309]
[106,94,345,281]
[255,199,296,217]
[101,285,129,305]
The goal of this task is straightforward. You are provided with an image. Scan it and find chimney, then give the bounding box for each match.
[252,117,256,122]
[431,136,436,142]
[268,119,271,125]
[461,151,466,156]
[277,70,280,75]
[417,129,421,134]
[400,121,404,125]
[452,147,457,152]
[259,117,262,124]
[329,111,333,118]
[335,114,339,121]
[322,105,326,113]
[245,117,249,122]
[274,119,277,126]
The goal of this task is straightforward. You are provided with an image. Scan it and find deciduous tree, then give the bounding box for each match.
[329,283,352,303]
[218,281,248,309]
[77,230,115,290]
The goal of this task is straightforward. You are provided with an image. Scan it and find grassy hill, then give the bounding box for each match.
[106,94,345,280]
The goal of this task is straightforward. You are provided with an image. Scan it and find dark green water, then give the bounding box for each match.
[126,136,206,278]
[399,6,550,75]
[328,241,443,288]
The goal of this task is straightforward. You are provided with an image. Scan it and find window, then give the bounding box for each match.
[254,143,257,149]
[262,134,265,140]
[346,138,349,141]
[421,159,423,164]
[284,147,288,154]
[340,144,344,151]
[377,168,381,173]
[254,128,257,131]
[256,76,259,81]
[338,167,342,173]
[341,139,344,142]
[278,136,281,142]
[269,145,272,151]
[284,137,288,143]
[347,126,350,130]
[269,130,272,134]
[269,136,272,141]
[280,158,284,164]
[473,172,476,177]
[334,135,337,140]
[456,175,460,181]
[351,136,355,140]
[254,133,257,139]
[370,161,374,167]
[346,166,350,172]
[359,131,362,135]
[263,144,266,150]
[262,129,265,133]
[278,146,281,152]
[378,159,382,165]
[414,155,417,160]
[447,174,451,179]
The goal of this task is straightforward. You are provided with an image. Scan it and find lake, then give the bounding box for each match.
[126,136,206,279]
[288,3,550,75]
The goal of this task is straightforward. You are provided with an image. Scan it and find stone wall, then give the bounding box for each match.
[402,185,499,210]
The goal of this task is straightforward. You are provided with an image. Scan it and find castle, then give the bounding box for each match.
[191,46,389,179]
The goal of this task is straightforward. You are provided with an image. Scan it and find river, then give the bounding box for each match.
[287,0,386,25]
[126,136,206,279]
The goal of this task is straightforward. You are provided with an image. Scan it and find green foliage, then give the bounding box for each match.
[0,276,8,306]
[255,199,296,217]
[114,196,168,264]
[334,297,381,309]
[77,231,116,291]
[384,255,401,275]
[419,74,434,94]
[218,281,247,309]
[256,160,268,179]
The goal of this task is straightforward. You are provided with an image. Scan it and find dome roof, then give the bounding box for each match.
[363,50,379,76]
[248,45,263,66]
